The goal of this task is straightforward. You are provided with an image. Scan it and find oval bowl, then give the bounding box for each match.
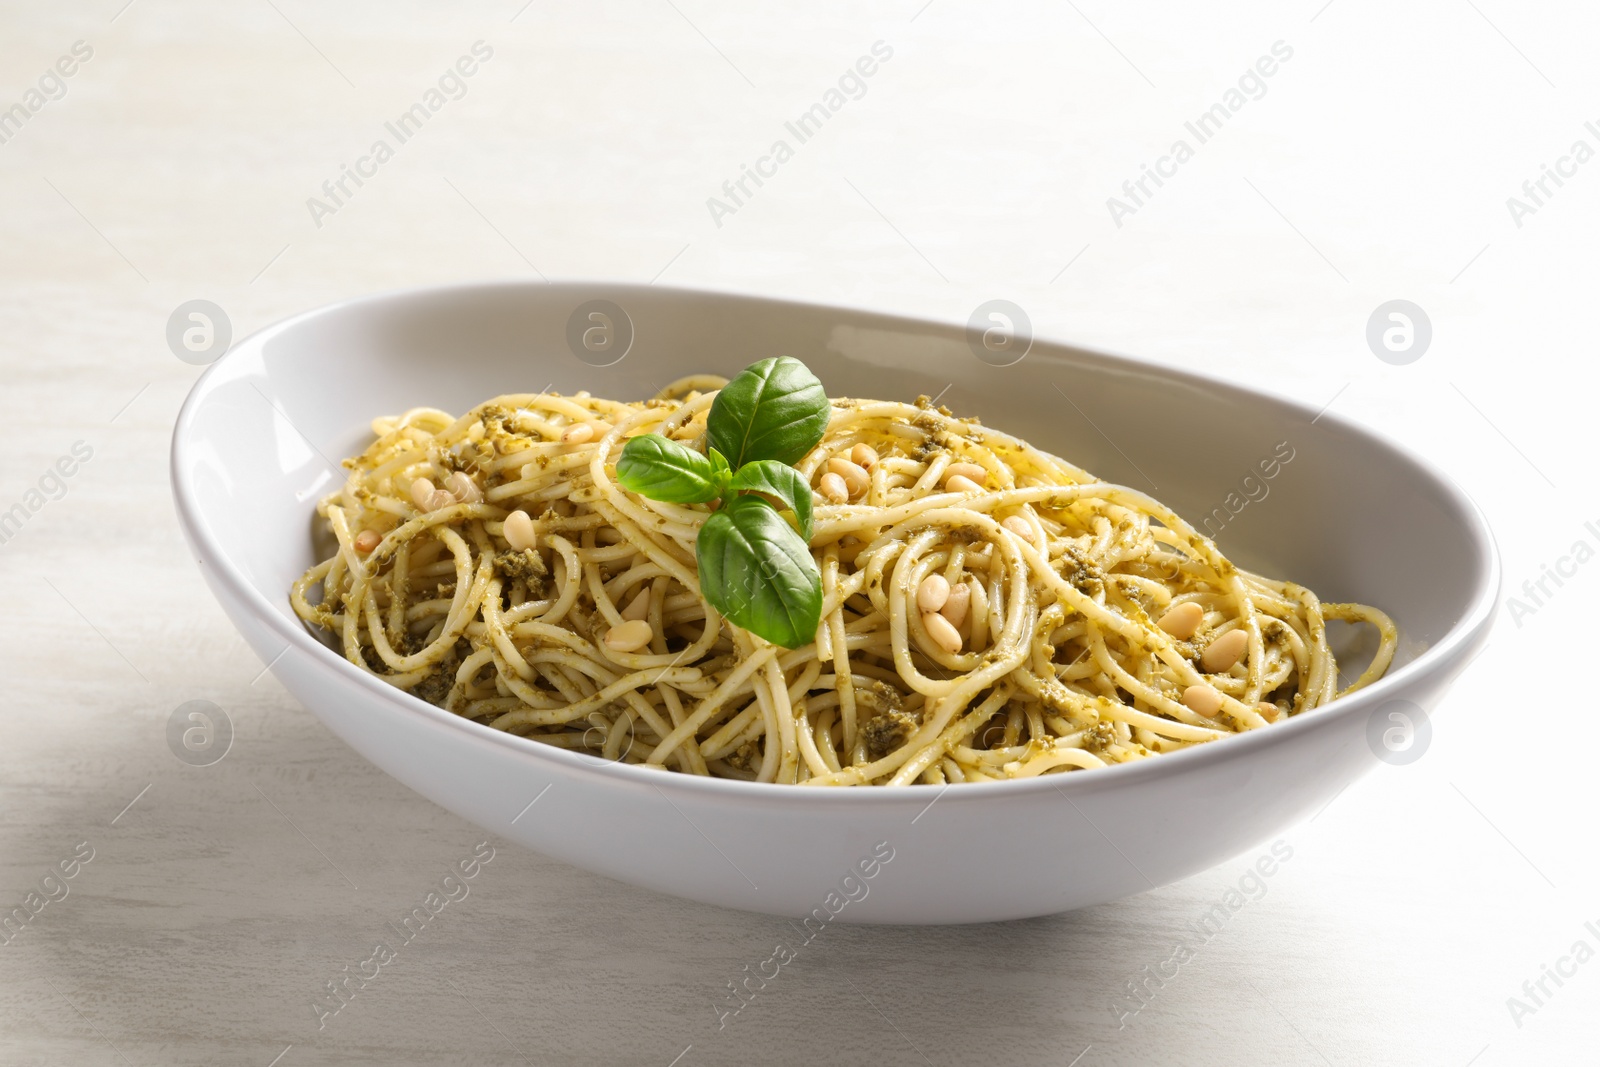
[171,282,1498,924]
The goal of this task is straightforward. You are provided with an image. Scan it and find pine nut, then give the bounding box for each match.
[1256,701,1280,721]
[445,471,482,503]
[922,611,963,654]
[467,421,485,442]
[945,474,983,494]
[945,462,987,484]
[826,457,870,497]
[1157,601,1204,639]
[427,489,456,511]
[940,581,971,628]
[561,422,594,444]
[353,530,381,554]
[1201,628,1249,673]
[604,619,654,653]
[504,509,538,551]
[621,589,651,621]
[851,443,879,469]
[819,472,849,504]
[1182,684,1223,718]
[410,477,437,510]
[1002,516,1036,543]
[917,573,950,613]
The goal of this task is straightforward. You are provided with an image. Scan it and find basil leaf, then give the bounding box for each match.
[616,434,727,503]
[706,447,734,499]
[707,356,831,470]
[726,460,814,541]
[696,495,822,649]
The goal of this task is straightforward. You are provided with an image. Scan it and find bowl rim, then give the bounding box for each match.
[170,278,1502,806]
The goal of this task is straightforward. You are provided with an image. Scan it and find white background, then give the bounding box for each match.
[1,1,1594,1064]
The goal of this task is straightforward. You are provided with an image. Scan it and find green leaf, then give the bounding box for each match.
[706,448,734,499]
[727,460,814,541]
[707,357,831,470]
[616,434,727,503]
[696,495,822,649]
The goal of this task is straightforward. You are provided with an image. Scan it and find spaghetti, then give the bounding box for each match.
[291,375,1396,786]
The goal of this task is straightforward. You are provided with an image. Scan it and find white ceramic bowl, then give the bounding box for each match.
[171,282,1498,924]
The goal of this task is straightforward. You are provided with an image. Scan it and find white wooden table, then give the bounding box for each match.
[2,1,1593,1063]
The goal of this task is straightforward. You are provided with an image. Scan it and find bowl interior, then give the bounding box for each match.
[180,282,1488,704]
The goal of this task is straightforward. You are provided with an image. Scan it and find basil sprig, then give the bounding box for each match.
[615,357,829,648]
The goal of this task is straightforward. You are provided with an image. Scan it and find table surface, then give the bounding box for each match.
[2,2,1595,1064]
